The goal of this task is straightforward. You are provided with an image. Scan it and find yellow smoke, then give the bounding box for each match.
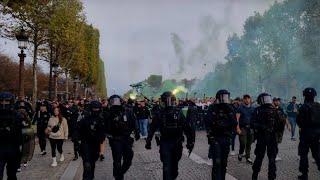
[172,86,188,95]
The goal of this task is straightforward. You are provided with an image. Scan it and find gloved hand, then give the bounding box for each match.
[145,140,152,150]
[135,133,140,141]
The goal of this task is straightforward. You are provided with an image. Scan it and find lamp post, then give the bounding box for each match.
[16,28,29,100]
[74,75,80,99]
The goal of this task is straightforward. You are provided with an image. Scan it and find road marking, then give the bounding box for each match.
[183,148,237,180]
[60,159,81,180]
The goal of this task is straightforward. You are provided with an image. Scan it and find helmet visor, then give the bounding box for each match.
[219,94,230,104]
[110,97,121,106]
[261,95,272,104]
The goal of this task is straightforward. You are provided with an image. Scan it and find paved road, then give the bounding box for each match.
[5,130,320,180]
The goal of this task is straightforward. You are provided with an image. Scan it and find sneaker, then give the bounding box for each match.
[51,157,57,167]
[246,158,253,165]
[238,154,242,161]
[100,154,105,161]
[59,154,64,162]
[291,137,297,141]
[230,151,236,156]
[40,151,47,155]
[276,156,282,161]
[23,163,28,167]
[17,168,21,172]
[73,154,78,161]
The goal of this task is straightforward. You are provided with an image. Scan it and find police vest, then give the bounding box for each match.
[257,107,280,133]
[307,102,320,127]
[110,112,130,133]
[210,105,234,137]
[159,108,183,138]
[0,110,19,144]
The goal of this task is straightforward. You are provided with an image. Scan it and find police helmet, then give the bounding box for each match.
[216,89,231,104]
[0,92,15,110]
[90,100,102,110]
[108,95,123,106]
[303,87,317,99]
[257,93,273,105]
[161,91,176,107]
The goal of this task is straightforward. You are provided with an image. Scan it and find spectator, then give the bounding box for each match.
[135,101,150,139]
[286,96,299,140]
[46,107,68,167]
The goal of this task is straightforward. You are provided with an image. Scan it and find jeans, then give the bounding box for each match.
[49,138,64,157]
[288,117,297,138]
[239,128,253,159]
[139,119,148,137]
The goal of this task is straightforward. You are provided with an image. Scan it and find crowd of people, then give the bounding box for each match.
[0,87,319,180]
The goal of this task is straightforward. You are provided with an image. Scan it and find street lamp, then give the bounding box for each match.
[16,28,28,100]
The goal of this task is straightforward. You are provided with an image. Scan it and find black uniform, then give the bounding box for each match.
[0,92,23,180]
[251,96,282,180]
[33,107,51,153]
[78,101,105,180]
[296,87,320,180]
[146,92,195,180]
[105,95,140,180]
[206,103,237,180]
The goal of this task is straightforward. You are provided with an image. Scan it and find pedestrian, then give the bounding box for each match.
[286,96,299,140]
[296,88,320,180]
[206,90,237,180]
[105,95,140,180]
[251,93,284,180]
[0,92,23,180]
[46,107,68,167]
[33,102,51,155]
[230,97,241,156]
[236,94,255,164]
[78,101,106,180]
[135,100,150,139]
[145,91,195,180]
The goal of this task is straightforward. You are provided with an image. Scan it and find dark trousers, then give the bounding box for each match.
[109,137,134,180]
[298,132,320,176]
[37,127,47,152]
[160,139,183,180]
[230,131,236,151]
[0,148,19,180]
[252,132,278,180]
[210,137,230,180]
[239,127,253,159]
[49,138,63,157]
[80,143,100,180]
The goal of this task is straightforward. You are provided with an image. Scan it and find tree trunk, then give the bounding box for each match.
[48,44,53,100]
[65,70,69,100]
[32,38,38,107]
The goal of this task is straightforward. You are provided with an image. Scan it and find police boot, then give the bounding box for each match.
[298,174,308,180]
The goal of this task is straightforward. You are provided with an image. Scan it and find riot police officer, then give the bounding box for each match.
[145,91,195,180]
[0,92,23,180]
[33,102,51,155]
[205,89,237,180]
[104,95,140,180]
[251,93,283,180]
[297,88,320,180]
[78,101,105,180]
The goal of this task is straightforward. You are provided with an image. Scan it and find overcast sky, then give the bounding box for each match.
[0,0,278,95]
